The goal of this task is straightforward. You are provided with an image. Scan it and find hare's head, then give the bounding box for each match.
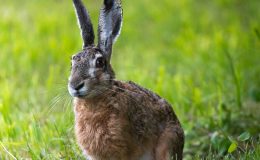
[68,0,122,98]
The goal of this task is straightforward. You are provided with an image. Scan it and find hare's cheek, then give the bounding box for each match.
[99,73,110,81]
[88,68,96,78]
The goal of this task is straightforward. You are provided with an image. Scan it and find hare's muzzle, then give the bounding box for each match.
[68,81,88,97]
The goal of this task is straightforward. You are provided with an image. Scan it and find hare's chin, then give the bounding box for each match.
[71,92,87,98]
[69,90,88,98]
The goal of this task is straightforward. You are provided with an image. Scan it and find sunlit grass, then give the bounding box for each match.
[0,0,259,159]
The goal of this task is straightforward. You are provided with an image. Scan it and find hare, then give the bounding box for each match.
[68,0,184,159]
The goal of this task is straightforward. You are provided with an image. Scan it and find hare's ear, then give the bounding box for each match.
[73,0,95,48]
[97,0,123,61]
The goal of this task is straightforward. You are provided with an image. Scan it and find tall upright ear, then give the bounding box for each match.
[73,0,95,48]
[97,0,123,61]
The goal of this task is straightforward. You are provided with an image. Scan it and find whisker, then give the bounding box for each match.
[46,92,68,115]
[64,95,73,113]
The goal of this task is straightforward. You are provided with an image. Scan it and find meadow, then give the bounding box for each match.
[0,0,260,159]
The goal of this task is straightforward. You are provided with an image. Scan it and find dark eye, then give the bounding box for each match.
[95,57,105,68]
[72,55,80,62]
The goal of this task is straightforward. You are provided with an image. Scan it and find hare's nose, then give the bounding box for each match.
[74,82,84,91]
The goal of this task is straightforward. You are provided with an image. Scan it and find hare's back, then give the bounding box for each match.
[113,80,179,123]
[116,81,184,159]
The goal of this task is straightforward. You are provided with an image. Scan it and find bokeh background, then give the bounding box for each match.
[0,0,260,159]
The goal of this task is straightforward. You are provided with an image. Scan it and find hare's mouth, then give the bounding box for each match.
[68,79,110,98]
[68,83,88,98]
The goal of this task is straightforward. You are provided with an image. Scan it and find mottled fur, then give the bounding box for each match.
[69,0,184,159]
[74,81,184,160]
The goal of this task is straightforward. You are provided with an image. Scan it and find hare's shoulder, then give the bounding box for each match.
[113,80,178,121]
[113,80,162,101]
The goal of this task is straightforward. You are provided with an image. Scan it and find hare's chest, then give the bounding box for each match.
[75,110,131,157]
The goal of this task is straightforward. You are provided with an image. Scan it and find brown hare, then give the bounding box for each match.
[68,0,184,159]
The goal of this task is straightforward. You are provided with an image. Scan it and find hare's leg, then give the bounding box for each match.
[155,124,184,160]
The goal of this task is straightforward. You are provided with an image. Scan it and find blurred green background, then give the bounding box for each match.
[0,0,260,159]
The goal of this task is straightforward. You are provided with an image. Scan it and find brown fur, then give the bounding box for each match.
[73,81,184,160]
[70,0,184,159]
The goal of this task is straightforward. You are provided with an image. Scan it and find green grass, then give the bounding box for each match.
[0,0,260,159]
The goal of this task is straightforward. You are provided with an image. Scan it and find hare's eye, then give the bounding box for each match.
[72,55,81,62]
[96,57,105,68]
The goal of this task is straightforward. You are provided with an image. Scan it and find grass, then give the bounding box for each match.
[0,0,260,159]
